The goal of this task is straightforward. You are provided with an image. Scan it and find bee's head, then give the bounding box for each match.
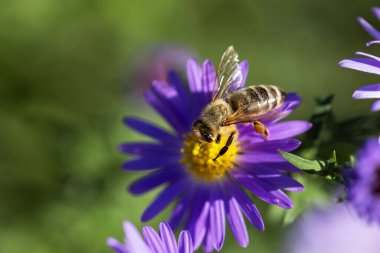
[192,119,214,143]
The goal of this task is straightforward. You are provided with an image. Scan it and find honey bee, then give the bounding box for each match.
[192,46,286,161]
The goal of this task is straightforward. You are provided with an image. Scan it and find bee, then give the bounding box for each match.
[192,46,286,161]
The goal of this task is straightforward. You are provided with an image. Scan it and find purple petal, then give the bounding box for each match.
[168,70,201,120]
[254,173,304,192]
[373,7,380,21]
[270,189,294,207]
[238,152,286,163]
[186,190,210,249]
[243,138,301,153]
[283,92,302,106]
[358,17,380,39]
[150,81,190,116]
[119,143,180,156]
[257,92,302,123]
[122,156,180,171]
[159,222,178,253]
[141,180,186,222]
[186,58,202,92]
[371,99,380,111]
[356,51,380,62]
[168,188,194,231]
[144,89,186,135]
[238,162,301,173]
[209,190,226,250]
[202,225,214,253]
[178,231,193,253]
[129,168,183,195]
[227,180,264,231]
[201,59,216,95]
[142,226,165,253]
[366,40,380,46]
[167,70,191,104]
[239,60,249,89]
[234,173,293,209]
[123,221,152,253]
[123,117,178,143]
[339,58,380,75]
[225,196,249,247]
[107,237,127,253]
[266,121,312,140]
[150,81,192,131]
[353,83,380,99]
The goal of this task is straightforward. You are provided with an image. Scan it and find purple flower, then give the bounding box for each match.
[348,138,380,223]
[121,56,311,252]
[107,221,193,253]
[283,203,380,253]
[339,7,380,112]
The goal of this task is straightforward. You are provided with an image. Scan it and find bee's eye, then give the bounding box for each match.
[203,134,213,143]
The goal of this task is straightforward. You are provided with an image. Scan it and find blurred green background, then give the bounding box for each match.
[0,0,378,252]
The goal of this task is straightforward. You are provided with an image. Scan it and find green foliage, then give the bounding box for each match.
[280,150,348,184]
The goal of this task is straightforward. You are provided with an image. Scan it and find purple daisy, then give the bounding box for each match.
[107,221,193,253]
[283,203,380,253]
[339,7,380,112]
[121,50,311,252]
[348,138,380,223]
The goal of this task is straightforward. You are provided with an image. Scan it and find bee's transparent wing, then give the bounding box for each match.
[212,46,243,100]
[224,101,280,125]
[224,98,291,125]
[224,108,257,125]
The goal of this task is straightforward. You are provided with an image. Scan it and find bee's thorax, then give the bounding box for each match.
[198,99,233,131]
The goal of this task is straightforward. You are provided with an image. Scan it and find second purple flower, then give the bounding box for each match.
[339,7,380,112]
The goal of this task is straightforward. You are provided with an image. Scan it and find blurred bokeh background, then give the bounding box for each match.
[1,0,379,252]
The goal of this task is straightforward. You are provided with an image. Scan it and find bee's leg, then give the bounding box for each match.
[213,131,236,161]
[215,134,222,144]
[252,120,269,140]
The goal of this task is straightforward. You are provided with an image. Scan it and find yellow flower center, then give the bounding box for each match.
[180,129,239,181]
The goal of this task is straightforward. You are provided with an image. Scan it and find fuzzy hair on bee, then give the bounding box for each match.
[192,99,234,142]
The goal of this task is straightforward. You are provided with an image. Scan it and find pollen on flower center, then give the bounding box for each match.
[180,130,239,181]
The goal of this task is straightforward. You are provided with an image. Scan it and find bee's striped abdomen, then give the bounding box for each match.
[227,85,285,115]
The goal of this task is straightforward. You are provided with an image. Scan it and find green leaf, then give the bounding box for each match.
[327,150,337,166]
[279,150,323,172]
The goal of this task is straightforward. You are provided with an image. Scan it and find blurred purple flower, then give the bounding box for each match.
[107,221,193,253]
[348,138,380,223]
[128,45,194,93]
[283,203,380,253]
[339,7,380,112]
[121,56,311,252]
